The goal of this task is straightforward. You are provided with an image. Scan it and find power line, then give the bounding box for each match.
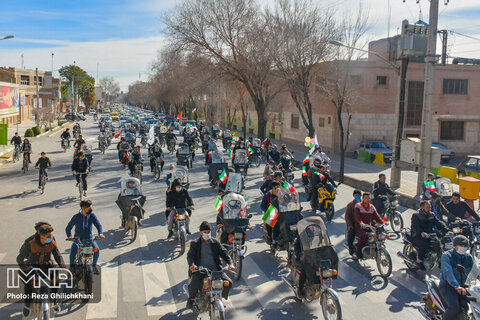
[450,30,480,43]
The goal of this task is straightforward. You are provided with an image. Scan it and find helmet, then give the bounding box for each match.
[272,144,277,149]
[313,157,322,167]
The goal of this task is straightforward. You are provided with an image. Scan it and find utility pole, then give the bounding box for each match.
[438,30,448,65]
[417,0,440,195]
[21,54,24,69]
[35,67,40,127]
[72,61,76,113]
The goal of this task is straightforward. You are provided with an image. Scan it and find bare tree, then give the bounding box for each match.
[266,0,338,137]
[98,76,120,103]
[320,5,369,182]
[164,0,282,140]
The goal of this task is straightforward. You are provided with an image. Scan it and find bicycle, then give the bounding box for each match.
[12,145,21,162]
[75,172,88,200]
[38,168,49,194]
[22,153,30,174]
[61,138,69,152]
[152,157,162,180]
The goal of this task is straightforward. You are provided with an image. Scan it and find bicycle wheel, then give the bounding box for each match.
[79,181,83,200]
[41,175,46,194]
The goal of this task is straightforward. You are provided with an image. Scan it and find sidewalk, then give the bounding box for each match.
[0,118,36,156]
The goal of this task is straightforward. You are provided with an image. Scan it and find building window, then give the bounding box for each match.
[440,121,464,140]
[291,114,299,129]
[376,76,387,85]
[443,79,468,95]
[350,75,361,85]
[34,76,43,86]
[249,128,254,134]
[318,117,325,127]
[328,117,331,125]
[406,81,424,126]
[20,75,30,85]
[269,132,276,139]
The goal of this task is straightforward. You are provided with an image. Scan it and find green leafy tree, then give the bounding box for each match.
[59,65,96,112]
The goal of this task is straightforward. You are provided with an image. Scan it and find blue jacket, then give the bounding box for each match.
[65,212,103,240]
[440,249,474,288]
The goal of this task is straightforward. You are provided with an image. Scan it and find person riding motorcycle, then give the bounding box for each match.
[311,146,330,163]
[354,192,384,259]
[60,129,71,147]
[446,192,480,222]
[308,164,336,209]
[263,160,279,178]
[422,173,436,200]
[439,235,474,320]
[166,179,194,238]
[72,151,89,196]
[148,140,164,173]
[345,190,362,256]
[410,200,450,269]
[268,144,281,164]
[128,146,144,175]
[185,132,196,161]
[34,152,52,189]
[260,169,274,195]
[186,221,235,309]
[372,173,396,215]
[204,137,218,164]
[73,123,81,134]
[65,199,105,275]
[279,144,293,158]
[117,137,131,162]
[262,138,273,153]
[430,192,460,222]
[21,138,32,163]
[261,181,281,245]
[306,157,322,200]
[17,222,65,317]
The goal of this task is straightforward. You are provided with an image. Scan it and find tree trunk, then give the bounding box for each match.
[339,130,345,183]
[254,100,267,140]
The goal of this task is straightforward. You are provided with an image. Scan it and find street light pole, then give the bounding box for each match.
[416,0,439,195]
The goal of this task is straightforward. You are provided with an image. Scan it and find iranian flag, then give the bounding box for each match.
[192,107,197,114]
[424,181,437,193]
[177,112,183,120]
[231,139,236,146]
[302,166,308,176]
[262,204,279,227]
[382,209,388,223]
[246,140,252,147]
[247,147,254,155]
[283,181,296,194]
[315,171,325,181]
[114,129,122,139]
[289,162,293,169]
[261,138,268,146]
[303,154,309,165]
[215,198,225,212]
[219,169,228,184]
[228,149,233,158]
[278,162,283,169]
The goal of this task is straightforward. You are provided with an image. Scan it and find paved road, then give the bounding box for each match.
[0,118,430,319]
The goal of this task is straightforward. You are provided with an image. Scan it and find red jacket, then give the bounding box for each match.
[354,202,382,228]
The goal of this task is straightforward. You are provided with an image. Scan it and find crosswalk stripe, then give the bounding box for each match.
[241,255,290,310]
[86,261,119,319]
[139,234,149,251]
[142,260,178,316]
[120,242,146,303]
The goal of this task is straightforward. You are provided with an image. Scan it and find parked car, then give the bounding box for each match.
[64,112,86,121]
[355,141,393,162]
[89,109,97,115]
[432,142,455,163]
[457,155,480,178]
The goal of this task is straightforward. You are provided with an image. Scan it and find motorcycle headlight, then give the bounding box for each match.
[378,234,386,241]
[176,214,185,220]
[234,232,243,240]
[391,200,398,207]
[211,280,223,290]
[452,227,460,234]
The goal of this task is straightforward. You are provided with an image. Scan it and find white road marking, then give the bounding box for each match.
[142,260,178,316]
[139,234,149,251]
[86,261,119,319]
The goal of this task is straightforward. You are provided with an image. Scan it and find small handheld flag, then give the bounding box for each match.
[192,107,197,114]
[283,181,296,194]
[215,198,225,212]
[219,169,228,184]
[262,204,279,227]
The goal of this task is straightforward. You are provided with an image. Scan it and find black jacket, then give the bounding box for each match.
[166,189,193,209]
[35,157,51,170]
[187,237,232,271]
[60,131,71,139]
[372,180,395,199]
[72,157,89,172]
[11,136,21,145]
[17,234,65,268]
[411,209,448,238]
[446,201,480,221]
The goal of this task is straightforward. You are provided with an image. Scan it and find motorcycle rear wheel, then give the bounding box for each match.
[389,211,404,234]
[180,231,186,253]
[130,218,138,241]
[402,243,419,271]
[376,248,392,278]
[320,288,342,320]
[325,204,335,221]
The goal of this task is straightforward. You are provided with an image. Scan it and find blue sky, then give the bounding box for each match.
[0,0,479,90]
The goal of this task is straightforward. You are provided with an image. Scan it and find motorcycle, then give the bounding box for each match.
[222,135,232,150]
[167,139,176,154]
[67,236,102,297]
[182,267,230,320]
[422,177,454,204]
[23,267,60,320]
[61,138,69,153]
[264,187,303,258]
[120,150,130,168]
[418,262,480,319]
[449,220,480,260]
[346,225,392,278]
[216,192,250,281]
[98,134,107,154]
[312,184,337,221]
[280,155,295,186]
[177,143,193,169]
[282,216,342,320]
[233,149,248,178]
[397,229,453,272]
[171,207,190,253]
[115,177,146,241]
[140,134,147,148]
[379,195,404,234]
[248,146,262,167]
[208,152,228,190]
[131,162,143,184]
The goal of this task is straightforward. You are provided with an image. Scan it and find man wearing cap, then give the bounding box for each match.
[186,221,235,309]
[410,200,449,269]
[439,235,474,320]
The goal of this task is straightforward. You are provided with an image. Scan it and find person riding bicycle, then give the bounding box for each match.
[81,145,93,170]
[10,132,22,148]
[17,222,65,317]
[73,134,86,157]
[166,179,194,237]
[117,137,131,162]
[354,192,384,259]
[72,151,89,197]
[34,152,52,189]
[439,235,474,320]
[186,221,234,309]
[66,200,105,275]
[60,129,71,148]
[73,122,81,134]
[21,138,32,164]
[410,200,450,269]
[372,173,396,215]
[128,146,144,175]
[148,140,164,173]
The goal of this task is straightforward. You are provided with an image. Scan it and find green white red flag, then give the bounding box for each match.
[219,169,228,184]
[215,198,224,212]
[262,204,279,227]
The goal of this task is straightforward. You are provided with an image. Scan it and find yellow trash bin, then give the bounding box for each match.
[438,166,459,184]
[459,176,480,200]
